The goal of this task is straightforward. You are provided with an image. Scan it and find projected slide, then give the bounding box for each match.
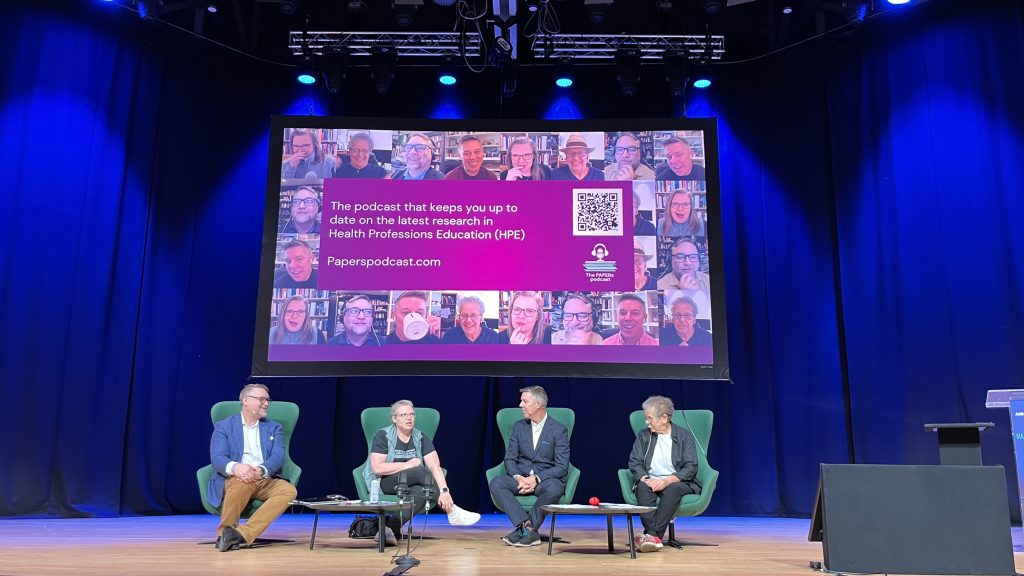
[254,117,727,379]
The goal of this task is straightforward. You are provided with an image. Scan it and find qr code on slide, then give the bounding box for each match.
[572,189,623,236]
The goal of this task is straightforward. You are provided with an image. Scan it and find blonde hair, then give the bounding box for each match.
[510,291,546,344]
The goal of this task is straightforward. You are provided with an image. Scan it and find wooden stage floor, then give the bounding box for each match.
[2,513,1022,575]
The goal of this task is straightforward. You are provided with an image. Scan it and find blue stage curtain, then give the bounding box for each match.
[1,0,1022,520]
[825,0,1024,467]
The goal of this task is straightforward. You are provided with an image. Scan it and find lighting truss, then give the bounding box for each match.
[530,33,725,61]
[288,31,483,58]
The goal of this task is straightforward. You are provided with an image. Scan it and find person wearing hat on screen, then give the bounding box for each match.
[550,133,604,181]
[632,186,657,236]
[633,239,658,291]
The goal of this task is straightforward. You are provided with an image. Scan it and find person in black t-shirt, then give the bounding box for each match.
[363,400,481,543]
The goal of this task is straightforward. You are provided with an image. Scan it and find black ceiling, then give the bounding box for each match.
[138,0,872,67]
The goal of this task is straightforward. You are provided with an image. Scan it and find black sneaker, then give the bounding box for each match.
[386,515,404,543]
[502,527,524,546]
[513,529,541,547]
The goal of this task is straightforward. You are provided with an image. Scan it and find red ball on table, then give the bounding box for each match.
[588,496,600,506]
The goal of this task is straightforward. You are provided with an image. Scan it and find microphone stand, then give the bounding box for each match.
[392,471,419,569]
[394,474,434,569]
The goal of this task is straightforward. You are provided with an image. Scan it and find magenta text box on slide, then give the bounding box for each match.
[319,179,633,291]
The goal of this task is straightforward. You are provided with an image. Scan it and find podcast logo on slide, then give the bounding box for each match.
[583,243,617,283]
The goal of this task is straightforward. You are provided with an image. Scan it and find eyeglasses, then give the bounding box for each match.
[293,143,314,151]
[644,414,666,423]
[511,153,535,161]
[292,198,318,207]
[246,395,272,404]
[404,143,432,153]
[670,201,691,209]
[349,148,370,155]
[460,313,482,321]
[614,146,640,154]
[511,307,538,317]
[344,308,374,318]
[284,309,306,317]
[672,313,696,321]
[563,312,591,322]
[672,253,700,262]
[565,151,588,159]
[395,412,416,419]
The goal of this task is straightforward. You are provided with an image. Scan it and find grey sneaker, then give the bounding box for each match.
[502,527,524,546]
[514,529,541,547]
[374,530,397,547]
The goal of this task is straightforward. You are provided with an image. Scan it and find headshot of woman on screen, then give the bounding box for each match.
[502,291,550,345]
[270,294,326,345]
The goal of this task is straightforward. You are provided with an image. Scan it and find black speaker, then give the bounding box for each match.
[809,464,1015,575]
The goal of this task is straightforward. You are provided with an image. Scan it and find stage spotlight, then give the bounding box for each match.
[584,0,613,25]
[692,65,712,89]
[488,36,513,70]
[279,1,296,14]
[371,45,397,94]
[501,60,518,98]
[296,63,316,85]
[842,1,867,24]
[554,60,573,88]
[887,0,910,4]
[664,49,688,98]
[782,5,793,14]
[137,0,160,21]
[438,58,458,86]
[206,4,218,13]
[615,46,642,97]
[702,0,723,15]
[322,51,347,94]
[394,0,423,27]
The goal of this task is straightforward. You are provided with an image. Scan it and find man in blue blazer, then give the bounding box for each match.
[489,385,571,547]
[208,383,297,552]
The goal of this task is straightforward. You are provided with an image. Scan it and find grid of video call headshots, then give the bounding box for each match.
[269,128,713,350]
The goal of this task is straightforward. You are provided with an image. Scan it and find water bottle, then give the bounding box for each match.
[369,478,381,504]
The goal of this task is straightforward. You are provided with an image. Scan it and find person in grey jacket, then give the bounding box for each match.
[627,395,702,552]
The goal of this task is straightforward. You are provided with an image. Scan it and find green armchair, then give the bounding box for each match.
[616,409,718,548]
[351,407,443,502]
[196,400,302,517]
[485,407,581,512]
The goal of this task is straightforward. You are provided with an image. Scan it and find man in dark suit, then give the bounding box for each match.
[488,385,570,547]
[208,383,297,552]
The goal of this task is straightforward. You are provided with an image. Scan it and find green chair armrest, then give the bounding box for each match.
[617,469,638,506]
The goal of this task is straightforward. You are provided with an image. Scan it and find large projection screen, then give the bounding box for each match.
[252,116,728,379]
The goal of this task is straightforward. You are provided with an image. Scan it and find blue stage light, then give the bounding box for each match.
[438,58,459,87]
[554,59,574,89]
[887,0,910,4]
[693,77,712,89]
[297,73,316,85]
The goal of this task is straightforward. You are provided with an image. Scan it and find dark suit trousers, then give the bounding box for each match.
[489,475,565,529]
[634,481,695,538]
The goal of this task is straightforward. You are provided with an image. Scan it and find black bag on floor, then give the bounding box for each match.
[348,515,380,539]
